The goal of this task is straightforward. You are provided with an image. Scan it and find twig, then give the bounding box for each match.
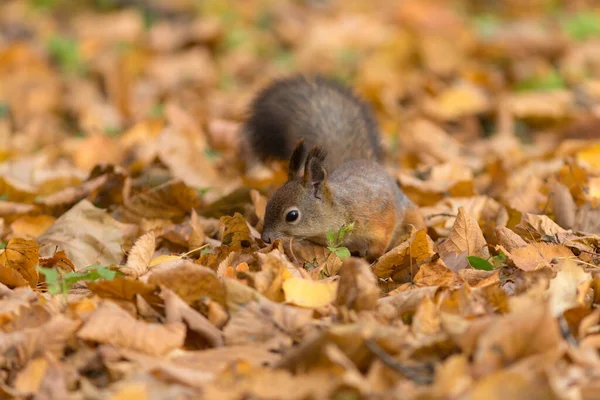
[425,213,456,220]
[365,339,433,385]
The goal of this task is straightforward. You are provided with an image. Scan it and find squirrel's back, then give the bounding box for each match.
[243,75,383,171]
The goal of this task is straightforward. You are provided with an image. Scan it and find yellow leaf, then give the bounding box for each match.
[10,215,55,239]
[0,238,39,287]
[149,254,182,267]
[577,141,600,171]
[14,357,48,394]
[283,277,338,308]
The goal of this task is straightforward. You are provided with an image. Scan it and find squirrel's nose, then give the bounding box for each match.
[261,230,274,243]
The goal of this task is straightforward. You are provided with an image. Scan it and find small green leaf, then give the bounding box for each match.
[0,241,6,250]
[562,11,600,41]
[200,247,212,256]
[326,231,337,247]
[467,256,494,271]
[47,34,87,76]
[333,247,351,261]
[37,266,59,284]
[0,104,9,119]
[148,103,164,118]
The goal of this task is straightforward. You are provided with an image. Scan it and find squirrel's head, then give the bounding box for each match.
[262,141,333,244]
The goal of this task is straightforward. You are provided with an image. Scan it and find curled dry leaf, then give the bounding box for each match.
[335,257,379,312]
[514,213,567,241]
[78,300,185,356]
[38,250,75,274]
[550,181,577,229]
[37,200,125,271]
[373,229,435,281]
[161,287,224,348]
[121,231,156,279]
[0,238,39,288]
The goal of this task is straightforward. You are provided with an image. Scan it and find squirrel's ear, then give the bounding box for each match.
[304,147,328,199]
[288,139,307,180]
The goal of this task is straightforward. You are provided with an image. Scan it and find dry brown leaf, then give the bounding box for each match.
[37,200,125,270]
[550,180,577,229]
[438,207,489,259]
[495,226,527,252]
[250,190,267,221]
[509,242,573,271]
[116,180,201,223]
[146,259,226,307]
[122,231,156,279]
[373,229,435,281]
[0,315,81,370]
[78,300,185,356]
[38,250,75,274]
[86,277,161,307]
[0,238,39,287]
[335,258,379,312]
[223,293,312,350]
[414,259,461,288]
[9,215,55,239]
[13,357,48,394]
[472,301,563,376]
[161,287,224,348]
[514,213,568,241]
[548,259,593,316]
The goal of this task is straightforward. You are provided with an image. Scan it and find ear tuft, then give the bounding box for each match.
[287,139,307,180]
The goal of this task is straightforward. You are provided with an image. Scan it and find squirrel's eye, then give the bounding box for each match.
[285,208,300,224]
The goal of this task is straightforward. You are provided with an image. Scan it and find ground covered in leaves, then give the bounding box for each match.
[2,0,600,398]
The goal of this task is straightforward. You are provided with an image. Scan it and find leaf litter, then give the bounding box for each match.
[1,0,600,399]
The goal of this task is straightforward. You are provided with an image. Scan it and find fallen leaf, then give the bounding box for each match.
[146,259,226,307]
[548,259,592,316]
[37,200,125,270]
[122,231,156,278]
[9,215,55,239]
[224,293,313,350]
[335,257,380,312]
[86,276,161,306]
[373,229,435,281]
[0,238,39,287]
[438,207,489,259]
[283,277,338,308]
[149,254,182,267]
[13,357,48,394]
[78,300,185,356]
[509,242,573,271]
[116,180,201,223]
[161,287,224,348]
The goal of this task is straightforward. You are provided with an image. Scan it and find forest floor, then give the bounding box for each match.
[1,0,600,399]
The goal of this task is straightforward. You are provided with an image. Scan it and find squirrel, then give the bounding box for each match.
[243,75,423,260]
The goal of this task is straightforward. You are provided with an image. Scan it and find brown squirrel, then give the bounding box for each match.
[243,75,422,260]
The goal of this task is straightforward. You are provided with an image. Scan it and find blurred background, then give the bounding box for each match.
[1,0,600,208]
